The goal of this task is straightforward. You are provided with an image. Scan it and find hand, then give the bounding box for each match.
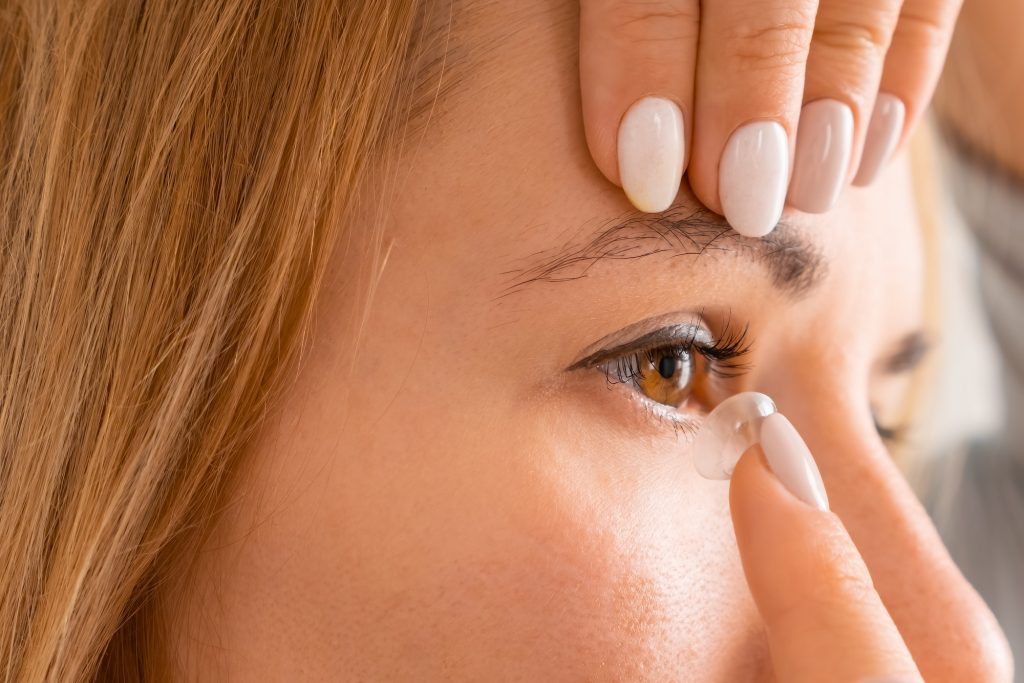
[730,413,922,681]
[579,0,962,235]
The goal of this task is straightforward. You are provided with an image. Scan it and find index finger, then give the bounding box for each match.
[579,0,699,212]
[730,413,922,682]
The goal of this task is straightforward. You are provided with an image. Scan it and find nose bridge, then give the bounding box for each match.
[764,364,949,581]
[759,365,1012,680]
[760,358,886,478]
[777,382,887,481]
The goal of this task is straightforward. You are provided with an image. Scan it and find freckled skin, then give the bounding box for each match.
[164,3,1008,681]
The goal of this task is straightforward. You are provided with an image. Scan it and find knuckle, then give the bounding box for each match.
[895,8,954,51]
[813,19,892,58]
[603,0,700,44]
[725,13,814,72]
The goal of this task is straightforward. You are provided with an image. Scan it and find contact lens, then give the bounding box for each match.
[692,392,777,479]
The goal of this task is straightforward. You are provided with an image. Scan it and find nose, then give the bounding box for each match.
[768,373,1013,682]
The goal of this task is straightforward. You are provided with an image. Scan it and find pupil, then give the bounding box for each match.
[657,356,676,379]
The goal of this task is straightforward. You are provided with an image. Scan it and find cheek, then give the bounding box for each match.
[284,265,771,678]
[332,387,770,679]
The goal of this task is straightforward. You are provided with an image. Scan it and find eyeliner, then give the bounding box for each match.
[566,323,711,371]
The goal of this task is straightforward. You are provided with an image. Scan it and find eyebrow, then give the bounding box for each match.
[499,205,827,299]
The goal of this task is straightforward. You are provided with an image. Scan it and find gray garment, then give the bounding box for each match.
[922,132,1024,675]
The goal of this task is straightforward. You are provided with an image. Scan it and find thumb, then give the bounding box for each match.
[730,412,922,683]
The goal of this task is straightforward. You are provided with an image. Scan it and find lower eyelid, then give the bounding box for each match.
[584,369,704,437]
[636,397,703,437]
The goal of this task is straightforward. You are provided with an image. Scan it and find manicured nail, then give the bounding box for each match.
[759,413,829,511]
[617,96,684,213]
[788,99,854,213]
[853,93,905,187]
[719,121,789,237]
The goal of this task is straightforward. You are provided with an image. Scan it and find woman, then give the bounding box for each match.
[0,0,1014,680]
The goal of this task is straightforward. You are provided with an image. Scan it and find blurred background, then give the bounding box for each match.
[905,7,1024,669]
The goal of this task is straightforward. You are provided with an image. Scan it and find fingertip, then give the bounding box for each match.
[852,93,905,187]
[578,0,700,209]
[684,153,724,216]
[729,446,795,540]
[718,120,789,237]
[617,96,685,213]
[582,111,623,188]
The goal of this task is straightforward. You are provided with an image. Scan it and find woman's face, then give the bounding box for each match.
[178,3,1005,680]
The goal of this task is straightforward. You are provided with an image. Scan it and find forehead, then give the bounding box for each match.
[384,1,923,353]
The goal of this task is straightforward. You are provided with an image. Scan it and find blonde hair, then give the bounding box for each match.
[0,1,445,679]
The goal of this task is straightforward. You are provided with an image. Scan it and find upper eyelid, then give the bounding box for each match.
[566,323,712,371]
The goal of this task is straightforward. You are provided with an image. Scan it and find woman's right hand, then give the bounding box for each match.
[730,413,925,681]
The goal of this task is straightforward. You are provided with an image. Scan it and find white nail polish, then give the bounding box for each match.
[853,93,905,187]
[719,121,789,237]
[760,413,830,511]
[788,99,854,213]
[693,392,777,480]
[617,97,685,213]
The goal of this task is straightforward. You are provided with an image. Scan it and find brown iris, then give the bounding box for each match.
[636,349,694,408]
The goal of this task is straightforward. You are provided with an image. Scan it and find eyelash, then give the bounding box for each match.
[591,322,753,436]
[873,413,904,444]
[578,321,906,444]
[602,323,752,389]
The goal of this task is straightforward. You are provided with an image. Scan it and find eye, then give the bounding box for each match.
[872,411,903,444]
[631,347,695,408]
[599,343,718,410]
[583,321,753,412]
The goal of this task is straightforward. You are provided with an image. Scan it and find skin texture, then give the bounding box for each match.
[730,448,923,681]
[164,2,1011,680]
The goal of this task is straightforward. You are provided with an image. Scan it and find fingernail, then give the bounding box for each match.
[759,413,829,511]
[617,96,685,213]
[719,120,789,237]
[852,93,905,187]
[788,99,854,213]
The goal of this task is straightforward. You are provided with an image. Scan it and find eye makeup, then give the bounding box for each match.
[566,313,753,434]
[568,320,751,377]
[566,318,778,482]
[566,310,924,474]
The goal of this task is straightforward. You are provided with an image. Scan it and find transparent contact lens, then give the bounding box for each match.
[692,391,777,479]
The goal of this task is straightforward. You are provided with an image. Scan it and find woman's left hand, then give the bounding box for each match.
[579,0,962,235]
